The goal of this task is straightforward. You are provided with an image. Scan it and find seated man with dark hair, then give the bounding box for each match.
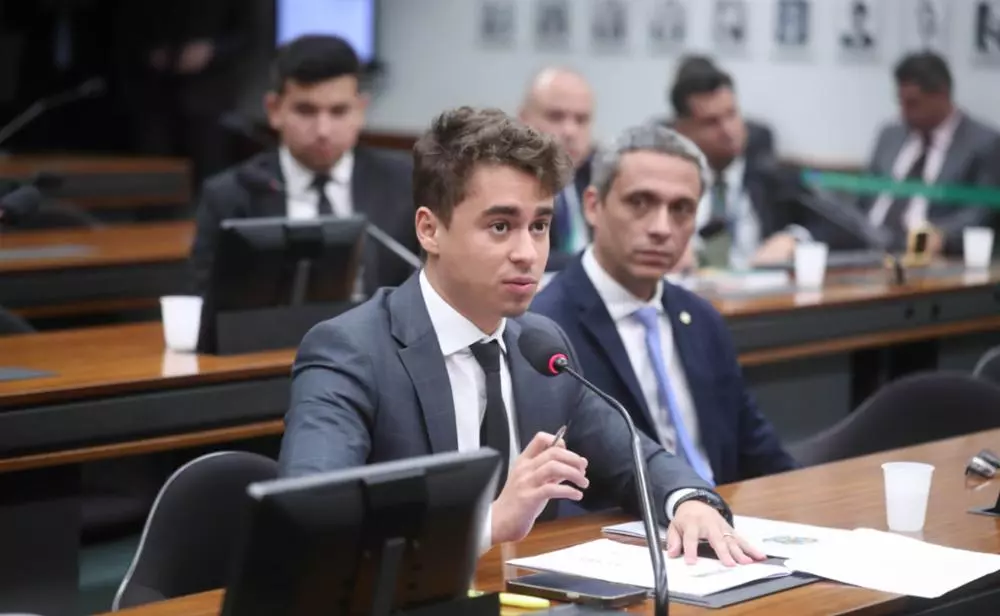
[845,51,1000,256]
[190,35,418,297]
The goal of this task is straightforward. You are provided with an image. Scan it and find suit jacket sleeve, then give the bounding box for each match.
[553,325,712,525]
[189,179,227,296]
[278,319,378,478]
[708,310,798,479]
[937,133,1000,254]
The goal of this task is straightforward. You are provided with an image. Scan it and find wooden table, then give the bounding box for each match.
[0,155,190,209]
[102,429,1000,616]
[0,221,193,318]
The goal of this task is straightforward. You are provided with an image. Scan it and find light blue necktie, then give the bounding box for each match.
[632,306,714,485]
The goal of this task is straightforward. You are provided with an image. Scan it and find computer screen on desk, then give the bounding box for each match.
[197,215,366,355]
[220,450,500,616]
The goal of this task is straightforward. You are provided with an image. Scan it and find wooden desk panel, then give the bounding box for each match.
[103,429,1000,616]
[0,322,292,409]
[0,155,190,209]
[0,221,193,273]
[0,222,193,312]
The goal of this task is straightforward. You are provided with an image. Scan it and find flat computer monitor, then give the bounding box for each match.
[275,0,378,65]
[220,449,501,616]
[197,215,366,355]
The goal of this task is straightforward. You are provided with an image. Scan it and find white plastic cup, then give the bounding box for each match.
[794,242,829,289]
[963,227,994,270]
[882,462,935,532]
[160,295,203,353]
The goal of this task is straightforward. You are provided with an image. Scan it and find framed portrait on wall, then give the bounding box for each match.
[773,0,814,62]
[478,0,516,49]
[648,0,689,55]
[590,0,629,53]
[836,0,885,64]
[713,0,750,58]
[899,0,950,55]
[535,0,572,51]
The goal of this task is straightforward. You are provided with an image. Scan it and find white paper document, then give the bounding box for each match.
[507,539,792,597]
[785,528,1000,599]
[603,516,848,560]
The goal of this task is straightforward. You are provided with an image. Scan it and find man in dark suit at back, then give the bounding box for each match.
[278,106,766,564]
[189,35,417,297]
[518,67,597,271]
[669,63,817,272]
[532,124,796,487]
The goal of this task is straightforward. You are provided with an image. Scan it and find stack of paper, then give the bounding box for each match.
[601,517,1000,599]
[785,528,1000,599]
[507,539,792,597]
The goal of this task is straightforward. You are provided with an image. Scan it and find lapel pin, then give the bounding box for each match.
[679,311,692,325]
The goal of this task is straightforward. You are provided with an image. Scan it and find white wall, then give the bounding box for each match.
[366,0,1000,164]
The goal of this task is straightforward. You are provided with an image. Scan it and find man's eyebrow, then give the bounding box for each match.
[480,205,521,217]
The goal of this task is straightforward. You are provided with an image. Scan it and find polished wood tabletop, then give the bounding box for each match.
[0,154,189,176]
[0,221,193,273]
[0,322,293,409]
[102,428,1000,616]
[0,154,191,208]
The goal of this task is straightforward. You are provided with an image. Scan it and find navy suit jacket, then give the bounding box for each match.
[278,273,712,523]
[531,257,797,485]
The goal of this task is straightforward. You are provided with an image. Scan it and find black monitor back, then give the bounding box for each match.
[220,450,501,616]
[197,215,366,355]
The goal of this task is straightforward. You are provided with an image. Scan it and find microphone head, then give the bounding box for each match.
[517,323,570,377]
[0,185,42,223]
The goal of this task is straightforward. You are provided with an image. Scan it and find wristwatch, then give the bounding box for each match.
[674,489,734,526]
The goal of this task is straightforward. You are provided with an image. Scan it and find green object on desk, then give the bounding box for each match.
[802,171,1000,209]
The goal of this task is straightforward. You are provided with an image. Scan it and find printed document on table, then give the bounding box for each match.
[785,528,1000,599]
[603,516,852,560]
[507,539,792,597]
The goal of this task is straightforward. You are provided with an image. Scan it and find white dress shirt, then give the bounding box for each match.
[581,249,714,485]
[278,147,355,220]
[418,271,519,554]
[694,157,761,271]
[868,111,962,231]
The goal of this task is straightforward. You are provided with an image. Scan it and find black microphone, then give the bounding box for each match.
[0,184,42,224]
[0,78,107,149]
[518,325,670,616]
[758,158,891,251]
[237,163,423,271]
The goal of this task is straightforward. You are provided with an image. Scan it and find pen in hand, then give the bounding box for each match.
[548,423,569,449]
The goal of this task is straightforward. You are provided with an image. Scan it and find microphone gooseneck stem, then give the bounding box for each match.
[0,103,45,149]
[365,224,422,270]
[561,363,669,616]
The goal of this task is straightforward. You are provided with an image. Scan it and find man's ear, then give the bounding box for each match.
[415,206,441,257]
[264,92,282,131]
[582,185,601,228]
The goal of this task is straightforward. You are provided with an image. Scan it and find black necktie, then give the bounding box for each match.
[311,173,334,216]
[882,134,932,245]
[470,340,510,496]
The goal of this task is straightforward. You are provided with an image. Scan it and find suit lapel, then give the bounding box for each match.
[250,151,287,218]
[503,321,547,452]
[935,114,969,185]
[661,284,721,473]
[350,148,378,218]
[565,260,654,431]
[389,275,458,453]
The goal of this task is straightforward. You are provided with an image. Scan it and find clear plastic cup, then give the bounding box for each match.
[963,227,994,270]
[159,295,203,353]
[794,242,828,289]
[882,462,935,532]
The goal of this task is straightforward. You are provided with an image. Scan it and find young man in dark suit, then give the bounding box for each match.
[189,35,417,297]
[279,107,765,564]
[532,123,797,486]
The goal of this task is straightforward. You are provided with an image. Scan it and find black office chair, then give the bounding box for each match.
[790,372,1000,467]
[973,346,1000,385]
[0,306,33,335]
[112,451,278,610]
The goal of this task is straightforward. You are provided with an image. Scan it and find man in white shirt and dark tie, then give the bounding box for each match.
[856,52,1000,255]
[190,34,417,297]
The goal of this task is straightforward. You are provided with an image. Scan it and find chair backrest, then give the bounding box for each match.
[0,306,33,335]
[974,346,1000,385]
[112,451,278,611]
[790,372,1000,467]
